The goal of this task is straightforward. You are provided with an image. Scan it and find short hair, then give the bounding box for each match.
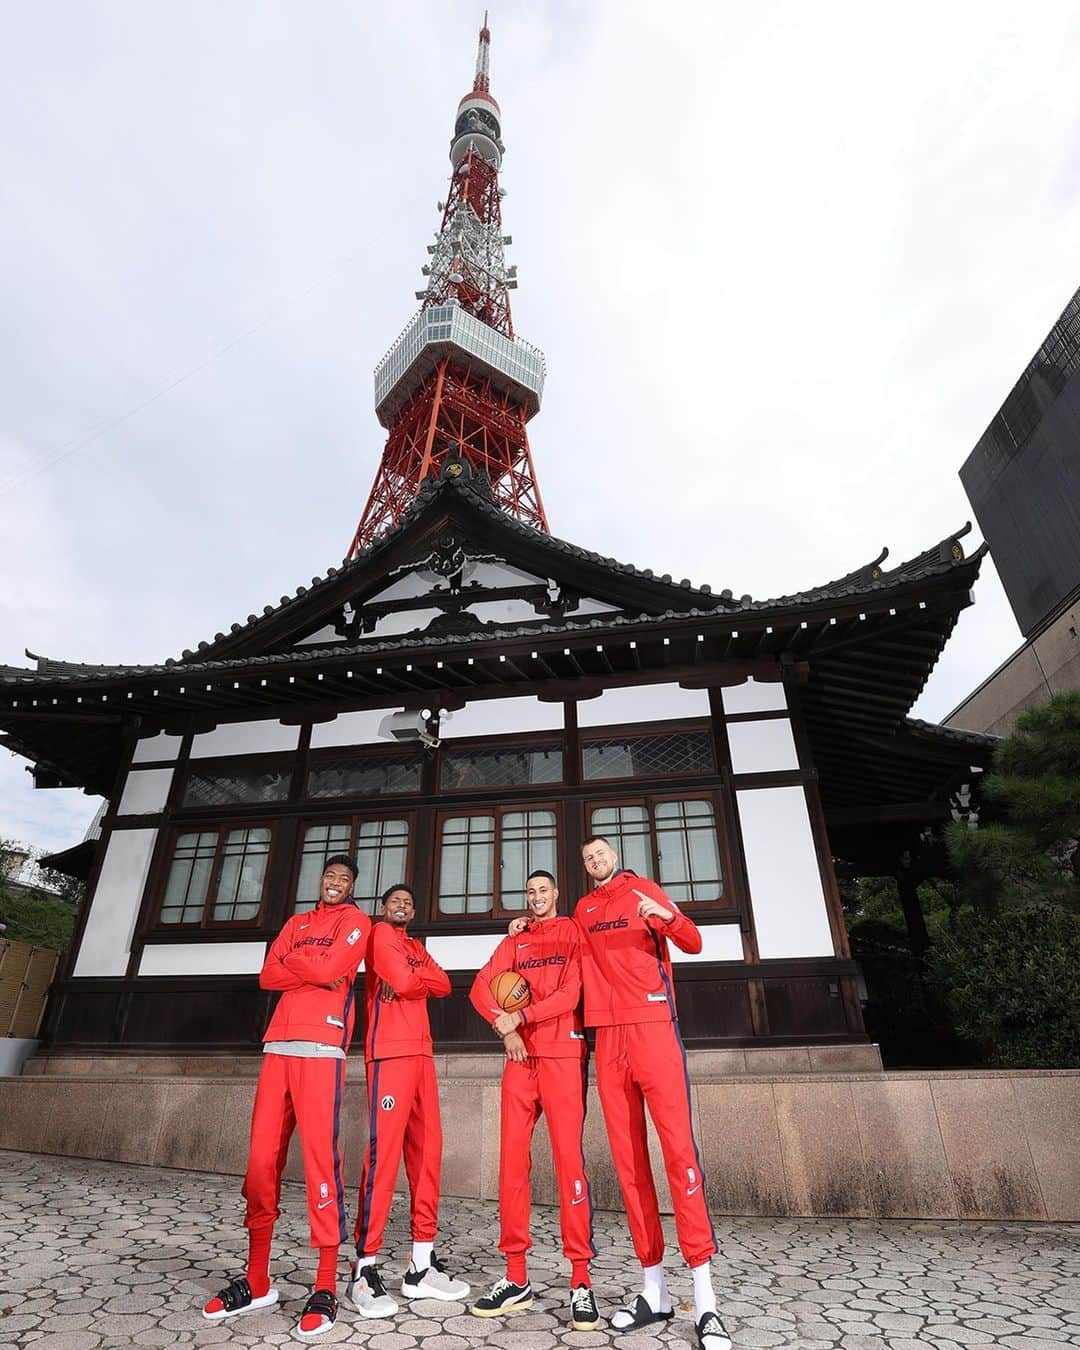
[381,883,415,905]
[525,869,557,887]
[323,854,358,881]
[581,835,612,851]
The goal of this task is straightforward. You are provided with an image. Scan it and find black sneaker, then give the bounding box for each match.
[470,1277,534,1317]
[402,1252,470,1301]
[570,1283,600,1330]
[697,1309,733,1350]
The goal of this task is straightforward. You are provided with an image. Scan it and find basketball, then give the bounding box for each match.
[490,969,531,1012]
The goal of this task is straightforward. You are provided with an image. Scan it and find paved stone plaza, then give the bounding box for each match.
[0,1151,1077,1349]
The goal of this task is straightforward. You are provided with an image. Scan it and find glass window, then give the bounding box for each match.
[307,750,423,798]
[183,763,292,807]
[211,827,272,922]
[439,815,495,914]
[355,818,410,912]
[294,822,352,913]
[589,796,724,905]
[160,831,217,925]
[158,825,273,927]
[582,731,714,781]
[437,809,557,916]
[439,743,562,790]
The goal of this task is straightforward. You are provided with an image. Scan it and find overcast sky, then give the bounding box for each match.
[2,1,1079,853]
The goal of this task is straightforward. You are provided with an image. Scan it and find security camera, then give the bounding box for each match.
[378,708,444,750]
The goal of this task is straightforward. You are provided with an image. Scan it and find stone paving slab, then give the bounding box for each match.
[0,1150,1078,1349]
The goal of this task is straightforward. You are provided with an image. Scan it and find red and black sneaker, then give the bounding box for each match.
[296,1288,338,1339]
[202,1275,279,1321]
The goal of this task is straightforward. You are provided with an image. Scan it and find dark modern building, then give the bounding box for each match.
[950,286,1080,735]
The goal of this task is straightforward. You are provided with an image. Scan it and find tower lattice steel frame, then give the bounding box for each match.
[347,15,549,558]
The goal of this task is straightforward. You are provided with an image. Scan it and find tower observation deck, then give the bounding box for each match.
[347,15,549,558]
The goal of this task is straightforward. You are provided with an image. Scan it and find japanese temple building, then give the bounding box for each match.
[0,463,994,1059]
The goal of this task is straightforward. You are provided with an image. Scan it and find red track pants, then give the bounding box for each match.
[499,1056,595,1267]
[595,1021,717,1268]
[354,1055,441,1257]
[243,1052,349,1249]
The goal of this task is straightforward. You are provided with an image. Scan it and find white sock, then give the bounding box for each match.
[356,1252,376,1270]
[692,1260,717,1318]
[411,1241,433,1271]
[642,1261,669,1311]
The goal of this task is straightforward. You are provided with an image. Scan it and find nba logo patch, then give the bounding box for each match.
[575,1179,582,1197]
[381,1095,395,1111]
[688,1168,696,1184]
[347,927,362,945]
[320,1182,329,1200]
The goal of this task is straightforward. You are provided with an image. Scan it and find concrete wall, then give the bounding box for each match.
[2,1058,1076,1222]
[947,601,1080,737]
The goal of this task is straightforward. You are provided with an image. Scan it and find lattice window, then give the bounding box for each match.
[183,764,291,808]
[439,743,562,790]
[437,809,558,916]
[159,825,273,927]
[582,731,714,781]
[307,750,423,798]
[589,796,724,905]
[294,822,353,913]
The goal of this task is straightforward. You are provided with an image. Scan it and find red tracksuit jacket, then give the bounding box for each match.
[573,871,702,1026]
[468,916,586,1059]
[259,902,371,1049]
[363,922,451,1061]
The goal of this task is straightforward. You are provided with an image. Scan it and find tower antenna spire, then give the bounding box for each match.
[347,15,549,558]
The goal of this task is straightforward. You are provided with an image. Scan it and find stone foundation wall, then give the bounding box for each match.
[1,1056,1076,1222]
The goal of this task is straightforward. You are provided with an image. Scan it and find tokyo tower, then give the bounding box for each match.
[347,14,549,558]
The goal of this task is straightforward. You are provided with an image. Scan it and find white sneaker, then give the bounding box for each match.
[348,1262,399,1319]
[401,1253,470,1301]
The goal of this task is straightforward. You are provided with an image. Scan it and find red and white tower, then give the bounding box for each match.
[347,15,549,558]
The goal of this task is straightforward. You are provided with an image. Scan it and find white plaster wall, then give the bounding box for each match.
[736,786,834,959]
[573,598,619,615]
[73,829,158,977]
[441,696,564,738]
[576,683,711,728]
[469,599,545,624]
[426,933,505,971]
[721,679,788,715]
[469,561,546,588]
[131,732,182,764]
[138,941,268,977]
[117,768,174,816]
[310,707,396,749]
[670,923,744,963]
[294,625,345,647]
[727,718,800,774]
[189,720,300,758]
[370,571,445,603]
[364,607,444,638]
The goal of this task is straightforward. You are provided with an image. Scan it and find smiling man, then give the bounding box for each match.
[202,854,370,1339]
[575,836,731,1350]
[349,883,470,1318]
[468,869,598,1331]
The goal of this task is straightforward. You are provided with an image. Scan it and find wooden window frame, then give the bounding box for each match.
[290,811,417,915]
[578,719,716,784]
[432,802,563,920]
[436,733,565,793]
[175,751,297,814]
[584,790,735,913]
[304,743,425,802]
[149,819,277,932]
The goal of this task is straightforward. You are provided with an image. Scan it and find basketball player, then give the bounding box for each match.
[202,855,369,1339]
[349,884,470,1317]
[467,869,599,1331]
[572,836,732,1350]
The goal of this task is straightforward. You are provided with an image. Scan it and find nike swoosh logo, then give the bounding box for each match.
[317,1198,335,1209]
[300,924,311,930]
[572,1195,587,1204]
[686,1185,701,1196]
[517,943,530,949]
[586,906,598,913]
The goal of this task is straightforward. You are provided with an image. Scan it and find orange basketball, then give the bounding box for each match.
[490,969,531,1013]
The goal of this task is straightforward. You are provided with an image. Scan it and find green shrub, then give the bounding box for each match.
[0,885,78,952]
[925,906,1080,1068]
